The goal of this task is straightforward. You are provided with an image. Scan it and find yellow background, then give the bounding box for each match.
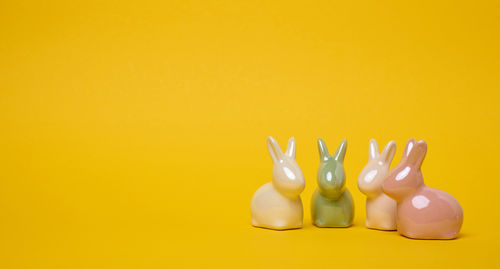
[1,0,499,268]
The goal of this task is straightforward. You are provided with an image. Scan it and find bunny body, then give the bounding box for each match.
[363,194,396,230]
[311,188,354,227]
[358,139,397,230]
[251,183,303,229]
[311,139,354,227]
[251,137,305,230]
[395,186,463,239]
[382,139,463,239]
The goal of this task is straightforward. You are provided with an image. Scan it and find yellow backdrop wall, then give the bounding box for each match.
[1,0,499,268]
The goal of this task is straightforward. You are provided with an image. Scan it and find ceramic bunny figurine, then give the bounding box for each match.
[250,136,305,230]
[357,139,397,230]
[382,139,463,239]
[311,138,354,227]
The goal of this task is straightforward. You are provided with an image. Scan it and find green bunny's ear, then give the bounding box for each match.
[333,139,347,163]
[317,138,330,162]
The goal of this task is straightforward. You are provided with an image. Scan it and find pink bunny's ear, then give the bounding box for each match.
[380,141,397,165]
[402,138,418,159]
[285,137,296,159]
[406,140,427,169]
[369,139,379,160]
[267,136,284,164]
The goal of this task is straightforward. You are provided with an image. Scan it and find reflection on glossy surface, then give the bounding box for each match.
[357,139,397,230]
[311,138,354,227]
[396,166,411,181]
[411,195,430,209]
[363,169,378,183]
[250,136,305,230]
[382,139,463,239]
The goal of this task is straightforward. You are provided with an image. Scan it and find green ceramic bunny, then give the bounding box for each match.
[311,138,354,227]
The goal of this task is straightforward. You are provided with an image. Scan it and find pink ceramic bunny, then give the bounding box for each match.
[382,139,463,239]
[358,139,397,230]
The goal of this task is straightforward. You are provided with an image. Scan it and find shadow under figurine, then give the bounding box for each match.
[311,138,354,227]
[250,136,305,230]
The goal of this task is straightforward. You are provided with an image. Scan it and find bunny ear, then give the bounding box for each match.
[369,139,379,160]
[403,138,417,158]
[380,141,397,164]
[317,138,330,162]
[267,136,284,164]
[285,137,296,159]
[406,140,427,168]
[333,139,347,163]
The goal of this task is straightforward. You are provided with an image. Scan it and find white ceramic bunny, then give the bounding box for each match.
[357,139,398,230]
[250,136,305,230]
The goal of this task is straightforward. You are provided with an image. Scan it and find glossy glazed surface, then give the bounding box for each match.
[311,138,354,227]
[357,139,397,230]
[250,136,305,230]
[382,139,463,239]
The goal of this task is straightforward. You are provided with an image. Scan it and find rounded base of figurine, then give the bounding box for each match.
[251,219,302,230]
[366,225,397,231]
[312,222,352,228]
[251,224,302,231]
[399,231,460,240]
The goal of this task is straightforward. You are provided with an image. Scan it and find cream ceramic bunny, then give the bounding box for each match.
[250,136,305,230]
[382,139,463,239]
[357,139,397,230]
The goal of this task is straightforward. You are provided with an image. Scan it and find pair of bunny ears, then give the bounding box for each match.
[268,137,428,168]
[266,136,347,163]
[318,138,347,163]
[267,137,296,164]
[370,139,428,168]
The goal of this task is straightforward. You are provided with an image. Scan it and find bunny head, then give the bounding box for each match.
[317,138,347,200]
[358,139,396,198]
[267,136,305,198]
[382,139,427,202]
